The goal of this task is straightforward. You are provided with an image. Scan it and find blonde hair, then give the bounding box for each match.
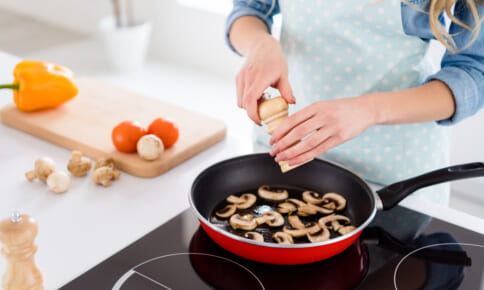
[414,0,483,53]
[366,0,482,53]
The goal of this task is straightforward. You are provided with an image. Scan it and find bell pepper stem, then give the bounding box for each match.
[0,84,19,90]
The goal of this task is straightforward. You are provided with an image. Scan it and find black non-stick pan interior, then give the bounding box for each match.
[191,153,376,228]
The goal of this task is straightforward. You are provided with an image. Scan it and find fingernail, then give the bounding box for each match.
[270,146,278,156]
[269,137,275,145]
[275,154,285,162]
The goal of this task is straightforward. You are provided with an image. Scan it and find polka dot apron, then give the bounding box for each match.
[255,0,451,205]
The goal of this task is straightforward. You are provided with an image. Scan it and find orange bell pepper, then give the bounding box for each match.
[0,60,78,112]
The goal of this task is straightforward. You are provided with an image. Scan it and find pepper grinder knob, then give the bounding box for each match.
[0,212,43,290]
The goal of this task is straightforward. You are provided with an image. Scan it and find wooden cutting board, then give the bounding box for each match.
[0,78,226,177]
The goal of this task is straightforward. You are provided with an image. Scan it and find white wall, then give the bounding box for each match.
[146,1,243,76]
[1,0,483,198]
[0,0,110,34]
[450,112,484,198]
[0,0,242,75]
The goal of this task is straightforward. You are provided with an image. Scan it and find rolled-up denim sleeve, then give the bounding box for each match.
[225,0,280,55]
[425,1,484,125]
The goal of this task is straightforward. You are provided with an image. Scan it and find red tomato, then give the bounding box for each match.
[147,117,179,148]
[112,121,147,153]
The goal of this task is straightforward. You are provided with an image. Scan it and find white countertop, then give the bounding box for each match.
[1,46,483,289]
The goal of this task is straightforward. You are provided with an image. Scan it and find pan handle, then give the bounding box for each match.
[376,162,484,210]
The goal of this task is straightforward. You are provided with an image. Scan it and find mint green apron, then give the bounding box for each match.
[255,0,450,206]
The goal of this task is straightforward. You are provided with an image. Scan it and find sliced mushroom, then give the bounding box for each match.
[288,215,306,229]
[283,226,308,238]
[226,195,241,203]
[283,222,320,238]
[322,192,347,211]
[287,198,307,207]
[297,204,318,216]
[307,226,330,243]
[287,215,321,237]
[321,202,336,210]
[285,198,318,216]
[255,216,267,225]
[273,232,294,244]
[226,193,257,209]
[338,225,356,235]
[277,201,297,214]
[230,214,258,230]
[215,204,237,218]
[306,203,334,215]
[318,214,351,231]
[262,211,285,227]
[302,190,325,204]
[258,185,288,201]
[331,221,343,232]
[244,231,264,242]
[304,222,321,234]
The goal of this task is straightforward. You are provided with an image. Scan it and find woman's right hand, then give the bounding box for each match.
[236,34,295,125]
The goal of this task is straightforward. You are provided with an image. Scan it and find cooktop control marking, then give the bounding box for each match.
[112,252,265,290]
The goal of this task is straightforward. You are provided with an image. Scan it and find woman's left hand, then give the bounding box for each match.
[269,96,377,166]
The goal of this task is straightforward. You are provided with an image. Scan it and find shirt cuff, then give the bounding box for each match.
[225,6,273,55]
[425,66,479,126]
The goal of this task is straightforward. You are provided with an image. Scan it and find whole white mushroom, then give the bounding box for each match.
[46,171,71,193]
[25,157,56,183]
[137,134,164,161]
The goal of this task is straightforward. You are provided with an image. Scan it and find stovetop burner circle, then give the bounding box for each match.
[394,242,484,290]
[112,252,265,290]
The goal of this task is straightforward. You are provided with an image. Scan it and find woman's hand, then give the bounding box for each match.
[236,34,295,125]
[269,96,378,166]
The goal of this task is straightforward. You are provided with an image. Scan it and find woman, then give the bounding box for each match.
[225,0,484,208]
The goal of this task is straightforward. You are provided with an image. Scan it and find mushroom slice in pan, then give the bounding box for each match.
[230,214,258,230]
[255,216,267,225]
[338,225,356,235]
[285,199,318,216]
[283,222,320,238]
[321,202,336,210]
[244,231,264,242]
[288,215,321,234]
[302,190,325,204]
[273,232,294,244]
[258,185,289,201]
[318,214,351,231]
[283,226,308,238]
[306,203,334,215]
[226,194,242,203]
[288,215,306,229]
[277,201,297,214]
[262,211,285,227]
[215,204,237,218]
[287,198,307,207]
[307,225,330,243]
[297,204,318,216]
[226,193,257,209]
[322,192,347,211]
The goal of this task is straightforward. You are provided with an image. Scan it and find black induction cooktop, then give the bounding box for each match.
[60,205,484,290]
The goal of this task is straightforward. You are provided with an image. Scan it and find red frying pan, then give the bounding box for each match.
[189,153,484,265]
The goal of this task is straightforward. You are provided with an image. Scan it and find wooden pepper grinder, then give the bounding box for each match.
[0,211,43,290]
[258,95,312,173]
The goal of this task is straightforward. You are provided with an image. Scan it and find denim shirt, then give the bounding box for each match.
[225,0,484,125]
